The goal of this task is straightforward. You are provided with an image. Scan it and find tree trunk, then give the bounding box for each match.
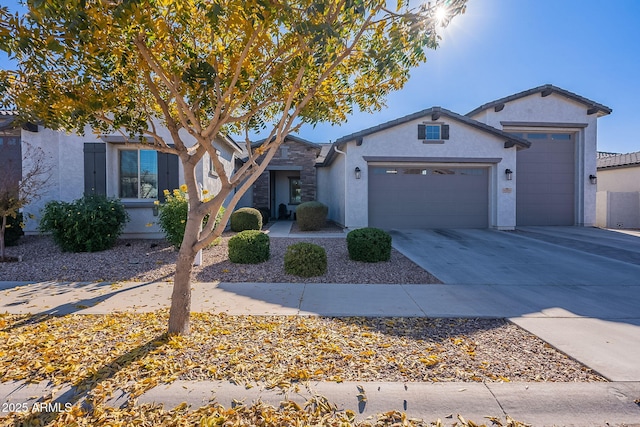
[167,209,202,335]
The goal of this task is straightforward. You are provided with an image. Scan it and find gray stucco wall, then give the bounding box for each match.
[22,125,237,238]
[338,117,517,230]
[317,149,346,226]
[470,92,600,227]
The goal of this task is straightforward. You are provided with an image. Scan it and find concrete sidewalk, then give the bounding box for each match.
[1,379,639,425]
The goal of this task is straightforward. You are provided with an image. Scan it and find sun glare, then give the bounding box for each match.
[434,6,448,25]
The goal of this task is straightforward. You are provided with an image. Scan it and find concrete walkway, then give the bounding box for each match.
[265,220,347,238]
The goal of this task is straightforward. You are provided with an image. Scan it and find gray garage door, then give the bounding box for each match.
[368,166,489,229]
[515,133,575,226]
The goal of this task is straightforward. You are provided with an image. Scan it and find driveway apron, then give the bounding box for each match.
[390,227,640,286]
[391,227,640,381]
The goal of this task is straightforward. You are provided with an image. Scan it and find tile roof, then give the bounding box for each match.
[597,151,640,169]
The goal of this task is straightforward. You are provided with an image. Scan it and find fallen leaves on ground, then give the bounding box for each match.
[0,312,600,425]
[0,312,604,399]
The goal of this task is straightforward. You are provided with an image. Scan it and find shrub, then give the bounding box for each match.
[158,188,225,249]
[230,207,262,232]
[284,242,327,277]
[3,212,25,247]
[228,230,270,264]
[296,201,328,231]
[347,227,392,262]
[255,206,271,225]
[40,195,129,252]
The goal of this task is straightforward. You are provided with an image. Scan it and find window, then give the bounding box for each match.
[289,177,301,204]
[119,150,158,199]
[418,123,449,141]
[425,125,441,140]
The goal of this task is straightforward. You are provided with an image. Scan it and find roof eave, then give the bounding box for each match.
[466,84,612,118]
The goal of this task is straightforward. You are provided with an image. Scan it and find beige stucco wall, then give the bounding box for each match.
[597,167,640,192]
[596,167,640,229]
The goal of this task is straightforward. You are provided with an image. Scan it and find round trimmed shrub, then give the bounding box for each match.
[347,227,392,262]
[228,230,270,264]
[3,212,25,247]
[39,195,129,252]
[255,206,271,225]
[230,207,263,232]
[296,201,328,231]
[284,242,327,277]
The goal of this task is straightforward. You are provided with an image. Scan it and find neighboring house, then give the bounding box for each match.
[596,151,640,229]
[1,115,243,238]
[316,84,611,230]
[248,136,325,219]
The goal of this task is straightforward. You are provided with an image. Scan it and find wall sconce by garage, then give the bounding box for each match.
[354,167,362,179]
[589,174,597,185]
[505,168,513,181]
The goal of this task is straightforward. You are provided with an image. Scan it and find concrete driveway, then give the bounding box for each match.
[390,226,640,286]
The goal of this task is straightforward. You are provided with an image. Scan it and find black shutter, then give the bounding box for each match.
[418,124,426,140]
[441,124,450,140]
[157,150,179,202]
[83,143,106,196]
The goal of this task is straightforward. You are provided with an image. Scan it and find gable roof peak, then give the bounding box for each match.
[332,106,530,147]
[466,84,612,118]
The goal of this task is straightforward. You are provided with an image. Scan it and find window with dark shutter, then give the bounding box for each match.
[418,124,426,140]
[441,124,450,140]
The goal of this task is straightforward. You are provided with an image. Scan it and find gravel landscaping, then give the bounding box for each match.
[0,234,440,284]
[0,228,607,394]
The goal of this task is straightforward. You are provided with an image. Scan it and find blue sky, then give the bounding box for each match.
[2,0,639,153]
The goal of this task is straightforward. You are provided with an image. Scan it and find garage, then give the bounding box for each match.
[368,165,489,229]
[515,133,575,226]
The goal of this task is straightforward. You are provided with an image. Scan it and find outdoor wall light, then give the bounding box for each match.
[355,167,362,179]
[589,174,597,185]
[505,168,513,181]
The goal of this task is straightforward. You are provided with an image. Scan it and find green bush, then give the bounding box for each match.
[40,195,129,252]
[295,201,328,231]
[347,227,392,262]
[228,230,270,264]
[3,212,25,247]
[284,242,327,277]
[255,206,271,225]
[230,207,262,232]
[158,187,225,249]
